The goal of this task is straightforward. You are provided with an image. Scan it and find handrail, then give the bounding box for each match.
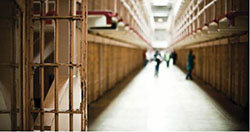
[170,0,248,47]
[177,0,217,36]
[87,0,151,44]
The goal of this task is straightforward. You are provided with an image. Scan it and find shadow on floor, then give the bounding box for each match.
[88,68,143,128]
[194,79,249,129]
[178,67,249,130]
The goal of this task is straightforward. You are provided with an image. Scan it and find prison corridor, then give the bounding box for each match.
[0,0,249,131]
[88,62,248,131]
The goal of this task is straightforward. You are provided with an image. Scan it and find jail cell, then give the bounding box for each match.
[29,0,87,131]
[0,1,24,130]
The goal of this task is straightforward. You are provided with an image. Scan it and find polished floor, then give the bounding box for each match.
[88,61,249,131]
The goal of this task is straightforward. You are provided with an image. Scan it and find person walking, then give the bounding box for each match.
[186,50,195,80]
[155,54,162,77]
[165,53,170,68]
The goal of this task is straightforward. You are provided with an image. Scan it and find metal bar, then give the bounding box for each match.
[32,109,82,114]
[225,0,228,14]
[32,63,81,67]
[69,0,74,130]
[45,0,49,13]
[11,5,17,130]
[21,4,25,130]
[176,0,217,38]
[27,0,34,130]
[32,16,82,20]
[40,0,45,130]
[0,110,19,113]
[54,0,59,130]
[81,0,88,130]
[0,63,19,67]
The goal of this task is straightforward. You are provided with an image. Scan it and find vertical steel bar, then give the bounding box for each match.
[11,4,17,130]
[198,1,200,28]
[81,0,88,130]
[40,0,45,130]
[27,0,34,130]
[54,0,59,130]
[21,5,26,130]
[69,0,74,130]
[114,0,117,13]
[203,0,206,24]
[225,0,228,14]
[45,0,49,13]
[213,1,216,20]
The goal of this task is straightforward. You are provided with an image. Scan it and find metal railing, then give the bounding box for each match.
[172,0,248,45]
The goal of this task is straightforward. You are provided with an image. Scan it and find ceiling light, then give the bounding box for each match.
[158,18,163,22]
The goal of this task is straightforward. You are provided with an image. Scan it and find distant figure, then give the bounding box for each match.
[154,50,160,59]
[186,50,195,80]
[165,53,170,68]
[171,51,177,65]
[155,55,162,77]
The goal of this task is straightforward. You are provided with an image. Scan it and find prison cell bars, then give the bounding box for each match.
[30,0,88,130]
[0,2,24,130]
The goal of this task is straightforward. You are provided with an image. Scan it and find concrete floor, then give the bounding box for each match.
[88,61,249,131]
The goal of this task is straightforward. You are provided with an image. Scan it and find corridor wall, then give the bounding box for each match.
[175,34,249,108]
[87,36,145,104]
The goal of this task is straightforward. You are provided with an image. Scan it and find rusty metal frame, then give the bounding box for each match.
[69,0,75,130]
[0,1,26,130]
[81,0,88,130]
[39,0,45,130]
[54,0,59,130]
[29,0,88,131]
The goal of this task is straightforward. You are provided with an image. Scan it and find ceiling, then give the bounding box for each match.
[150,0,175,48]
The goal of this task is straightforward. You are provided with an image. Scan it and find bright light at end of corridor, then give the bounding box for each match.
[157,18,163,23]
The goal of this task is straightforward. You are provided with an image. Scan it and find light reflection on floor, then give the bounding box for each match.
[88,62,248,131]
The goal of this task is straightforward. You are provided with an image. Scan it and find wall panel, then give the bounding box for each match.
[87,38,145,104]
[175,34,249,108]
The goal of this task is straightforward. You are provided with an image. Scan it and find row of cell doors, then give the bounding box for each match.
[0,0,88,130]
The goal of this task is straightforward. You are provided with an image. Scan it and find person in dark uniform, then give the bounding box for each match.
[170,51,177,65]
[186,50,195,80]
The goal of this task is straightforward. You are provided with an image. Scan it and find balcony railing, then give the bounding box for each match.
[88,0,152,46]
[171,0,248,46]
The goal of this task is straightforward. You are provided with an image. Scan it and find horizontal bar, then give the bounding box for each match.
[32,16,83,20]
[0,16,19,20]
[31,109,82,114]
[0,63,19,67]
[0,109,19,114]
[32,63,81,67]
